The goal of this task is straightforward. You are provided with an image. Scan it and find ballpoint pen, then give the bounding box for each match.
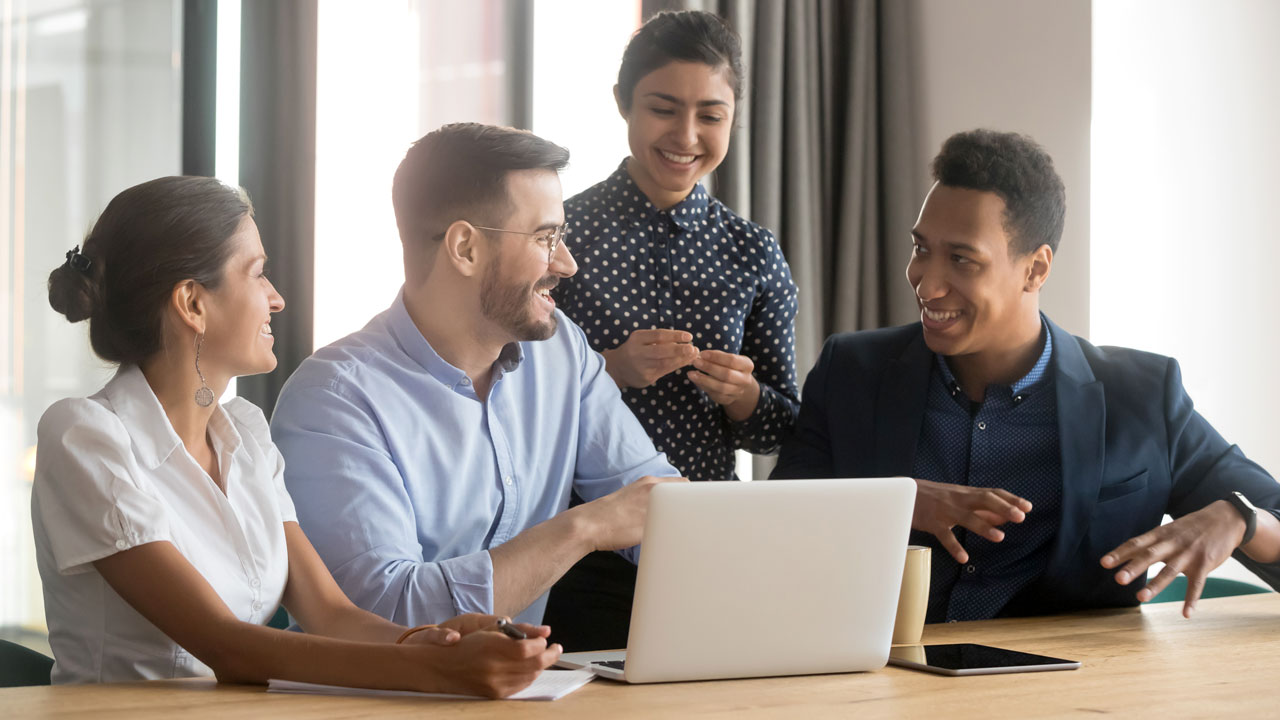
[496,617,528,640]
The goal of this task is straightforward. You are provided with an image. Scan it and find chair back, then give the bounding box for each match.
[0,638,53,687]
[1149,576,1271,604]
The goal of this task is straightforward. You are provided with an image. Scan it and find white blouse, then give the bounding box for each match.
[32,364,297,684]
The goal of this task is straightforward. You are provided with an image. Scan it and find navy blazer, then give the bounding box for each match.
[773,318,1280,614]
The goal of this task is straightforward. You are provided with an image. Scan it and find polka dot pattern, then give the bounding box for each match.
[910,326,1063,621]
[552,161,801,482]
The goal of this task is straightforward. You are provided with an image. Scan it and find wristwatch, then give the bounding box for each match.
[1225,491,1259,547]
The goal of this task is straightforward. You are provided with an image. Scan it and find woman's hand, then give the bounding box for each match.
[413,626,562,698]
[602,329,699,388]
[688,350,760,421]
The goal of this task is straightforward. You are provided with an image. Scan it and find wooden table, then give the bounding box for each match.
[5,594,1278,718]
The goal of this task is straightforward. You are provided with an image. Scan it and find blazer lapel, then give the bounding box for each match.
[874,330,933,476]
[1047,319,1106,573]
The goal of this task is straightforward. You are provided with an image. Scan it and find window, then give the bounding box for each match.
[312,0,641,349]
[0,0,183,643]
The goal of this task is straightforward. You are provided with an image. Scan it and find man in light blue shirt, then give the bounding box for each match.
[271,123,684,626]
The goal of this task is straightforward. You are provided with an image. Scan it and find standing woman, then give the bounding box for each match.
[545,11,800,649]
[35,176,559,695]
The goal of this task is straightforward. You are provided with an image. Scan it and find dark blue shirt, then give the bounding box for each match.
[552,162,800,482]
[910,319,1062,621]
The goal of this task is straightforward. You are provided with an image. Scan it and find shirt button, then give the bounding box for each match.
[250,578,261,589]
[504,476,513,486]
[252,601,263,611]
[947,619,958,624]
[460,377,472,387]
[115,539,129,550]
[977,421,987,431]
[965,564,977,574]
[1013,395,1024,404]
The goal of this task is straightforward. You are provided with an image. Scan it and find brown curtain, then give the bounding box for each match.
[235,0,318,418]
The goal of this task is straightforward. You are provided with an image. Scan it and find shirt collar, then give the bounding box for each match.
[387,288,525,389]
[937,314,1054,397]
[600,159,711,232]
[101,364,245,470]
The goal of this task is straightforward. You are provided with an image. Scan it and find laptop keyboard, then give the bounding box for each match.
[593,660,626,670]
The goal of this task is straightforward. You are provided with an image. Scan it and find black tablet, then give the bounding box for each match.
[888,643,1081,676]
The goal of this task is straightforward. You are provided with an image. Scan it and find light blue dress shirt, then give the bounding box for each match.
[270,290,679,625]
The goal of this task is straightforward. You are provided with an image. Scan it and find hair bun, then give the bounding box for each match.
[47,244,99,323]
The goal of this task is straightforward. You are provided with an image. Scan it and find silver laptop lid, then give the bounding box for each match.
[623,477,916,683]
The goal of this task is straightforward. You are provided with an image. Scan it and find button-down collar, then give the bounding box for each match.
[102,364,245,470]
[937,314,1054,401]
[387,289,526,392]
[598,160,711,233]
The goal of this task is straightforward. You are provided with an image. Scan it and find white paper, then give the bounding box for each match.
[267,668,595,702]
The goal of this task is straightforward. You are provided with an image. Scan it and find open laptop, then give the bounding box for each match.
[556,477,916,683]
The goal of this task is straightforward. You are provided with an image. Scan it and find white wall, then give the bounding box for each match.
[908,0,1092,337]
[1092,0,1280,479]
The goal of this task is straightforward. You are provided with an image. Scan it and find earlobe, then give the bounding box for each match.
[443,220,481,278]
[613,84,629,120]
[1024,245,1054,292]
[170,280,206,335]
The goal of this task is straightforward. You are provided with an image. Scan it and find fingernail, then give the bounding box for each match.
[1102,554,1115,566]
[1117,571,1129,583]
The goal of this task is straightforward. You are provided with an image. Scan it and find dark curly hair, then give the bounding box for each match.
[931,129,1066,256]
[616,10,744,111]
[47,176,252,365]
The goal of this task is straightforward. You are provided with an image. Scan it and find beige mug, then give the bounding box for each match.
[892,545,931,646]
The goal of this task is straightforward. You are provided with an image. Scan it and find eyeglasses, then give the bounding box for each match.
[471,222,570,264]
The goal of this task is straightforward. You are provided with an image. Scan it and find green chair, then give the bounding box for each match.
[1149,576,1271,604]
[0,638,53,687]
[267,606,291,630]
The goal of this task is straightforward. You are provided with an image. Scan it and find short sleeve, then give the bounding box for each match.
[32,399,172,575]
[223,397,297,524]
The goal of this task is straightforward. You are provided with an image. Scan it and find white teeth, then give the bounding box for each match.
[660,150,696,164]
[924,308,960,322]
[261,323,272,335]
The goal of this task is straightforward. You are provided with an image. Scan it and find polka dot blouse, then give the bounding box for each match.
[552,161,800,482]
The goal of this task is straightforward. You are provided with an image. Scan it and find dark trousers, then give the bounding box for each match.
[542,549,638,652]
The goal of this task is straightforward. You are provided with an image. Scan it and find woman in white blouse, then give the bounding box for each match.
[34,176,560,696]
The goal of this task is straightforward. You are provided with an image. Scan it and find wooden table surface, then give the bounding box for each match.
[5,594,1278,718]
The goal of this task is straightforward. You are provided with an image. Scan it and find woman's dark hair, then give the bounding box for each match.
[616,10,745,111]
[47,176,253,365]
[932,129,1066,256]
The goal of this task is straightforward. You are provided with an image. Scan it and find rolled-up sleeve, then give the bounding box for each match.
[568,322,680,563]
[271,379,492,625]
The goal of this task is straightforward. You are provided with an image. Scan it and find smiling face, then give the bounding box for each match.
[477,169,577,342]
[200,216,285,378]
[619,60,735,209]
[906,183,1047,359]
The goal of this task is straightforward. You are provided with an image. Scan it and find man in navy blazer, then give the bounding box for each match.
[774,130,1280,621]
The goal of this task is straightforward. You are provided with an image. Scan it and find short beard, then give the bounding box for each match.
[479,256,558,341]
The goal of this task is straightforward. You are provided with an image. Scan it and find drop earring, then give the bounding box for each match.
[194,333,215,407]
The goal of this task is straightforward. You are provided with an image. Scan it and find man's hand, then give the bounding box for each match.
[602,329,698,389]
[1100,500,1247,619]
[912,479,1033,563]
[423,614,551,643]
[573,475,689,552]
[688,350,761,421]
